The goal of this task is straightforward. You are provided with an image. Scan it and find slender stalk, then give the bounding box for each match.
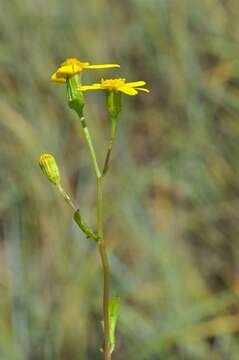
[98,241,111,360]
[79,115,111,359]
[79,115,101,178]
[57,183,77,211]
[97,176,111,359]
[102,116,117,176]
[97,177,104,239]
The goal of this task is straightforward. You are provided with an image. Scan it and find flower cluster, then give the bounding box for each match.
[51,57,149,97]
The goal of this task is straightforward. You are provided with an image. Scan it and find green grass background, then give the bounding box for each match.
[0,0,239,359]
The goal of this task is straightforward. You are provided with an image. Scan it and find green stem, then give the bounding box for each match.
[97,177,103,240]
[98,241,111,360]
[57,183,77,211]
[97,176,111,360]
[79,115,101,178]
[102,116,117,176]
[78,114,111,359]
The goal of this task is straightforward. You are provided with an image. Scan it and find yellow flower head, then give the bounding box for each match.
[79,78,149,95]
[51,58,120,83]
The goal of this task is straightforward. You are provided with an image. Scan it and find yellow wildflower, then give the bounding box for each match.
[79,78,149,95]
[51,58,120,83]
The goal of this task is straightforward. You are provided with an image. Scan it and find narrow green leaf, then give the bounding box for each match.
[73,210,99,241]
[109,296,120,354]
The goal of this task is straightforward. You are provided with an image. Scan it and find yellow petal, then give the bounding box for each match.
[50,72,66,83]
[119,86,138,96]
[57,64,81,75]
[85,64,120,69]
[61,58,89,67]
[136,87,150,93]
[126,81,146,87]
[79,84,102,91]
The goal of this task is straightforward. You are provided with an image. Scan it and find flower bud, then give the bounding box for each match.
[106,90,121,118]
[39,153,60,185]
[66,76,84,116]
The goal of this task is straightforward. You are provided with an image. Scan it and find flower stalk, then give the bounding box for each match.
[97,176,111,359]
[79,118,111,358]
[102,115,118,176]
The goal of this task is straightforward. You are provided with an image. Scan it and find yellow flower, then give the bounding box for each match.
[79,78,149,95]
[51,58,120,83]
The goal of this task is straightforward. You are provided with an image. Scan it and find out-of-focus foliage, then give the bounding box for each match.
[0,0,239,359]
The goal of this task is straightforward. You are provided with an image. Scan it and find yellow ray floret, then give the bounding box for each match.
[51,58,120,83]
[79,78,149,96]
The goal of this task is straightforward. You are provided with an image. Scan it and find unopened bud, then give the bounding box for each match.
[39,153,60,185]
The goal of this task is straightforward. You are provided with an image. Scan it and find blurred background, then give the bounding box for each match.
[0,0,239,359]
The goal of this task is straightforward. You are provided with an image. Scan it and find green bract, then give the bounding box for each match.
[107,90,122,118]
[67,76,84,116]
